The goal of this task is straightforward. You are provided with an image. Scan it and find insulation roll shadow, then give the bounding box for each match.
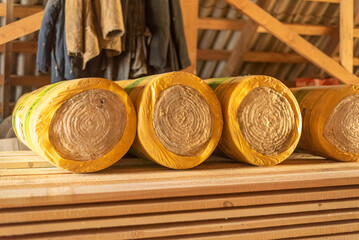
[206,75,302,166]
[292,85,359,162]
[12,78,136,173]
[117,72,223,169]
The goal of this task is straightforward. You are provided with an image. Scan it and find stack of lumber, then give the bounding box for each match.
[1,151,359,239]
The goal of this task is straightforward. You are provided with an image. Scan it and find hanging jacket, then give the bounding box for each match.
[37,0,105,83]
[65,0,124,69]
[110,0,148,80]
[146,0,191,74]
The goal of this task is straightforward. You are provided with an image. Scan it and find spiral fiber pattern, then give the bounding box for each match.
[237,86,295,156]
[49,89,127,161]
[324,95,359,154]
[153,84,214,156]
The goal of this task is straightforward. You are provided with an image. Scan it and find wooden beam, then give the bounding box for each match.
[1,0,13,119]
[0,3,43,18]
[340,0,354,73]
[197,49,230,61]
[258,24,335,36]
[197,50,307,63]
[226,0,359,84]
[197,49,359,66]
[198,18,336,36]
[0,41,37,53]
[0,11,43,46]
[305,0,340,3]
[197,18,246,31]
[244,51,307,63]
[180,0,198,74]
[0,75,50,87]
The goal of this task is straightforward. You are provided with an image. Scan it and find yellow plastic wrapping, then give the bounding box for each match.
[206,75,302,166]
[292,85,359,162]
[12,78,136,173]
[116,72,223,169]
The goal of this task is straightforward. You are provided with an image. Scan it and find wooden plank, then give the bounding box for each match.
[197,49,359,65]
[0,75,50,87]
[197,18,246,31]
[2,201,359,237]
[0,41,37,53]
[294,231,359,239]
[180,0,198,74]
[0,11,44,46]
[172,221,359,240]
[1,0,14,119]
[244,51,307,63]
[340,0,354,72]
[1,186,358,224]
[9,75,50,86]
[5,214,359,239]
[226,0,359,84]
[197,49,231,60]
[198,18,336,36]
[1,166,359,208]
[198,49,306,63]
[305,0,340,3]
[258,23,336,36]
[0,3,43,18]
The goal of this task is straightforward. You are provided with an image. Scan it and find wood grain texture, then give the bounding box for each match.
[1,187,358,224]
[1,152,359,209]
[0,3,43,18]
[0,11,43,46]
[227,0,359,84]
[2,207,359,237]
[180,0,198,74]
[340,0,354,72]
[1,151,359,239]
[1,0,13,119]
[198,18,341,37]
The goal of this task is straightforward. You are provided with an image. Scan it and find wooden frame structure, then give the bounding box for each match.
[182,0,359,82]
[0,0,358,117]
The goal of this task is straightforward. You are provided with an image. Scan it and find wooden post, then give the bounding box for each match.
[340,0,354,73]
[180,0,198,74]
[226,0,359,84]
[1,0,13,119]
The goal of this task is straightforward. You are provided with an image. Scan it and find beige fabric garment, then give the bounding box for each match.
[94,0,124,56]
[65,0,124,69]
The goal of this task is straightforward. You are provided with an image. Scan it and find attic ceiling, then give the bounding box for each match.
[197,0,359,83]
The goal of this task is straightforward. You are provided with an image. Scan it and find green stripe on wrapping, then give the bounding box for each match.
[208,77,232,91]
[124,76,149,95]
[23,82,63,148]
[12,93,32,138]
[293,88,312,104]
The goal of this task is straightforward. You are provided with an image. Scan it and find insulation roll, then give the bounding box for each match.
[116,72,223,169]
[12,78,136,173]
[292,85,359,162]
[206,75,302,166]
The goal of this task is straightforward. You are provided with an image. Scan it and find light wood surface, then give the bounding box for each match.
[0,10,43,46]
[340,0,354,73]
[180,0,198,74]
[0,3,43,18]
[1,151,359,239]
[1,0,13,119]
